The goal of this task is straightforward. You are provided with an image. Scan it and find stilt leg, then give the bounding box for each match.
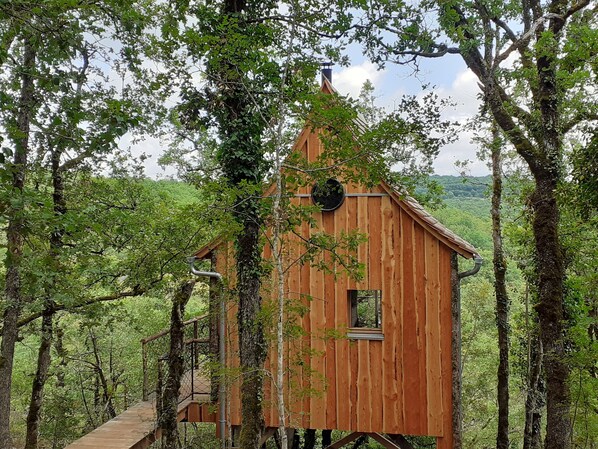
[325,432,364,449]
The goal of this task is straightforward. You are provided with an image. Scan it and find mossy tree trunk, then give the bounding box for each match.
[490,127,510,449]
[0,37,36,449]
[160,280,196,449]
[209,0,269,446]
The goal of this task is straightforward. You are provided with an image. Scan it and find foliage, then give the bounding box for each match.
[6,177,215,446]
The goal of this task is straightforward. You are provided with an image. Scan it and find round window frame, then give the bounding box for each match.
[311,178,345,212]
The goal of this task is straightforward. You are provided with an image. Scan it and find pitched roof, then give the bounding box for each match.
[379,181,477,258]
[193,77,479,260]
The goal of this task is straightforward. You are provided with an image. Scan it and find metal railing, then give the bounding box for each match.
[141,315,211,402]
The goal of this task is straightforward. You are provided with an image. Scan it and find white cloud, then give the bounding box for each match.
[437,68,482,119]
[120,133,177,179]
[432,68,489,175]
[434,133,489,176]
[333,62,385,99]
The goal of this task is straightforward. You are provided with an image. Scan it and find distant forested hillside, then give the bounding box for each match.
[431,175,491,198]
[426,176,493,251]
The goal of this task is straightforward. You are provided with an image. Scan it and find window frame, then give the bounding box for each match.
[347,289,384,341]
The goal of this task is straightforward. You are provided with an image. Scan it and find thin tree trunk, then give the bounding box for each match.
[271,18,297,449]
[52,323,68,449]
[160,280,196,449]
[25,123,68,449]
[490,127,510,449]
[531,407,543,449]
[273,183,288,449]
[524,334,544,449]
[451,253,463,449]
[0,37,36,448]
[24,310,53,449]
[89,331,116,420]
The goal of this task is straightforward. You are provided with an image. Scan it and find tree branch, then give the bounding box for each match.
[562,110,598,134]
[445,5,541,169]
[493,13,562,68]
[0,287,147,335]
[564,0,591,20]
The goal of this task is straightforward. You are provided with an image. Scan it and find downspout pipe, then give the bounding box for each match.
[187,256,226,449]
[458,254,483,279]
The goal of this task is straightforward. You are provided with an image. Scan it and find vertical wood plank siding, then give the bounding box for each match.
[214,128,455,439]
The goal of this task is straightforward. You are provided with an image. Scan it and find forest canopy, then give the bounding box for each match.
[0,1,596,449]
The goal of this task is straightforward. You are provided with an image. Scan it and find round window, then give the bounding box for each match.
[311,178,345,212]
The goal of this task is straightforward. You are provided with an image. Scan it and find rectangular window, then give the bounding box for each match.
[349,290,382,330]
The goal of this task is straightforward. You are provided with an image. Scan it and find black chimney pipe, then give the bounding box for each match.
[321,62,332,84]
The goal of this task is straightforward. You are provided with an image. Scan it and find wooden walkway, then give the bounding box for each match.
[65,371,211,449]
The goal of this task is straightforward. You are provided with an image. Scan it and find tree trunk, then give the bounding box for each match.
[273,145,287,449]
[237,211,266,449]
[89,331,116,420]
[212,0,268,444]
[24,310,53,449]
[533,12,570,447]
[217,0,267,449]
[524,334,544,449]
[448,4,571,445]
[532,173,569,449]
[490,128,510,449]
[51,323,68,449]
[25,129,68,449]
[160,280,196,449]
[0,37,36,448]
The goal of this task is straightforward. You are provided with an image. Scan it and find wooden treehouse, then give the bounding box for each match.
[66,74,480,449]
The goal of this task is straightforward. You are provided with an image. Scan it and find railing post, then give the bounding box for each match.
[191,341,195,401]
[194,320,200,369]
[156,360,163,418]
[142,342,148,401]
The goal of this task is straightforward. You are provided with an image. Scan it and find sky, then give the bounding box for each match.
[129,46,490,179]
[330,55,489,177]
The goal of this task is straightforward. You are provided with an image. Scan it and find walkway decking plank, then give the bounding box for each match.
[65,371,210,449]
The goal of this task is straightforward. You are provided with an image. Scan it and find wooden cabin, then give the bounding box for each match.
[65,76,479,449]
[193,78,480,449]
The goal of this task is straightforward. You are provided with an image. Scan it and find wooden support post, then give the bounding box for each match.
[387,434,415,449]
[369,434,401,449]
[326,433,414,449]
[371,434,414,449]
[286,428,296,447]
[325,432,364,449]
